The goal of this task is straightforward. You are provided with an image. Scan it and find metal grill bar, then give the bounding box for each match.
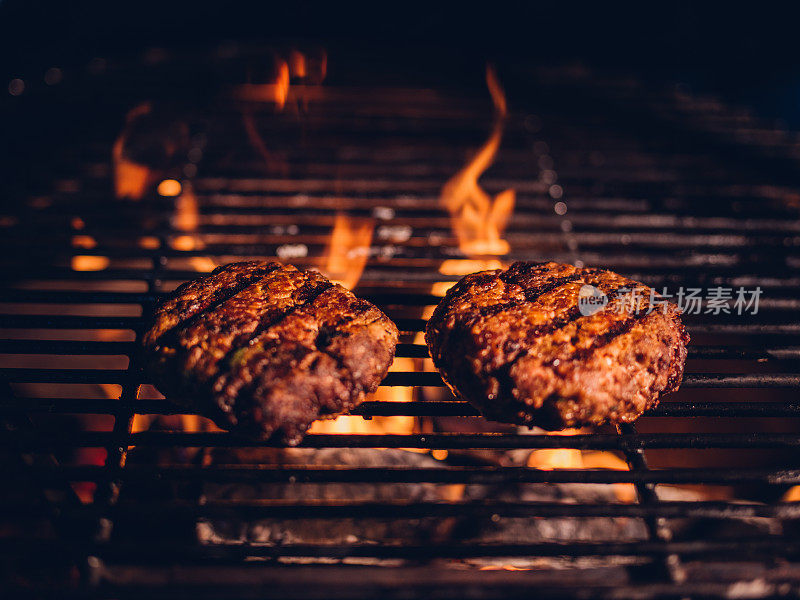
[3,538,797,561]
[4,464,800,485]
[0,368,798,389]
[4,500,800,520]
[2,398,800,418]
[4,431,800,449]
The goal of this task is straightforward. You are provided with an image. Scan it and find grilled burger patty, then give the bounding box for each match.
[142,261,399,444]
[425,262,688,429]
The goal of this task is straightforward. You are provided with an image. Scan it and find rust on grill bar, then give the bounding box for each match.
[2,32,800,600]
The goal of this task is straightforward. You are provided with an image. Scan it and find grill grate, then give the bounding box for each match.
[2,46,800,598]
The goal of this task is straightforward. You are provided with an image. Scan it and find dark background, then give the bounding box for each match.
[1,1,800,125]
[2,0,800,200]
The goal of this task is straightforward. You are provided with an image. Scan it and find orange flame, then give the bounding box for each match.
[112,104,154,200]
[289,49,307,79]
[236,49,328,174]
[130,413,210,436]
[308,212,427,441]
[526,429,635,503]
[433,67,632,495]
[234,59,291,109]
[171,181,200,233]
[237,59,292,175]
[783,486,800,502]
[321,212,374,291]
[440,65,515,258]
[168,181,217,272]
[131,385,223,437]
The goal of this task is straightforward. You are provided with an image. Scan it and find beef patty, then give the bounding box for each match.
[142,261,398,444]
[425,262,688,429]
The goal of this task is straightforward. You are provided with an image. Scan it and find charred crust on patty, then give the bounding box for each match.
[425,261,689,429]
[141,261,399,444]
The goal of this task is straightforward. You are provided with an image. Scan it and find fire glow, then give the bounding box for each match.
[435,66,516,296]
[112,103,158,200]
[440,66,515,260]
[238,49,327,175]
[320,212,375,290]
[308,211,421,440]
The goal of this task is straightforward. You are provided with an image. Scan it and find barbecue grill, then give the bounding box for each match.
[3,43,800,599]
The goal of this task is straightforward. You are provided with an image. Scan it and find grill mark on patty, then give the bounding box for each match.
[500,262,603,287]
[570,308,654,362]
[528,283,636,342]
[211,278,335,385]
[495,283,642,377]
[439,270,502,306]
[315,312,391,375]
[209,281,344,421]
[312,307,369,351]
[478,273,584,317]
[151,263,281,348]
[219,293,391,422]
[487,282,647,411]
[498,261,551,284]
[545,307,655,368]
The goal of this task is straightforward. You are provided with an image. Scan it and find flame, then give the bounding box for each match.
[440,65,515,258]
[434,66,516,297]
[526,429,635,503]
[167,181,217,272]
[273,60,291,110]
[112,103,154,200]
[309,210,427,442]
[289,49,307,79]
[234,59,291,109]
[237,49,327,174]
[130,413,211,435]
[306,413,416,437]
[432,68,633,498]
[239,60,291,175]
[321,212,374,290]
[783,486,800,502]
[171,181,200,232]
